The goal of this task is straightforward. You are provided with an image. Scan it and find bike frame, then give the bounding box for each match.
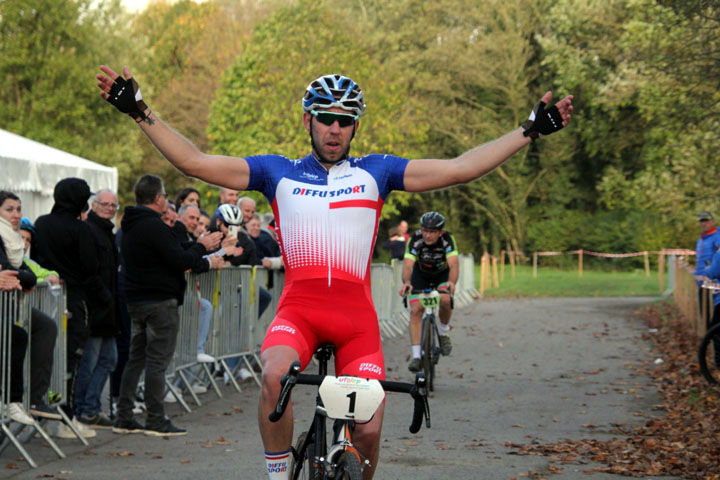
[292,347,362,479]
[269,345,430,480]
[418,290,441,364]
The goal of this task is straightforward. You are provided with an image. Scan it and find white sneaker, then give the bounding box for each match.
[53,419,97,439]
[237,367,253,382]
[132,401,146,414]
[51,422,77,439]
[5,403,34,425]
[196,353,216,363]
[72,418,97,438]
[191,383,208,394]
[164,390,180,403]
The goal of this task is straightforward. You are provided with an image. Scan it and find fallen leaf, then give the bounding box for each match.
[111,451,134,457]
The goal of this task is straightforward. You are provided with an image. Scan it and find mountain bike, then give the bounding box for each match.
[404,288,453,392]
[269,344,430,479]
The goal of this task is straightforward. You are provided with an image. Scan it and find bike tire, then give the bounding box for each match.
[290,431,317,480]
[422,315,435,392]
[699,322,720,384]
[335,451,363,480]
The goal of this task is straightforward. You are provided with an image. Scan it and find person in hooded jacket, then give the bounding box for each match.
[33,179,107,437]
[113,174,220,436]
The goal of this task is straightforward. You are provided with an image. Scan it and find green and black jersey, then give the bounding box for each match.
[404,230,458,275]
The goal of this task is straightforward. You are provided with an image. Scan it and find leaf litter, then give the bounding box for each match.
[506,301,720,479]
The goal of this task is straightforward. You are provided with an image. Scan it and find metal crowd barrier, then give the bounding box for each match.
[455,254,479,307]
[0,285,67,468]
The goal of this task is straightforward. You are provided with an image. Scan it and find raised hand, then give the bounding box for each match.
[521,91,574,140]
[96,65,152,123]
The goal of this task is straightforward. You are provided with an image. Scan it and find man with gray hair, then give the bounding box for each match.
[75,189,122,429]
[176,203,201,242]
[237,196,256,225]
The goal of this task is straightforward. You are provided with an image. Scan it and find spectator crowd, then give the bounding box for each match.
[0,174,283,440]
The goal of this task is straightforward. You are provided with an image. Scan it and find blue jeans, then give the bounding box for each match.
[197,298,212,354]
[74,336,117,417]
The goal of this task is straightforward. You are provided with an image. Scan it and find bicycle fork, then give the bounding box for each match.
[325,421,368,475]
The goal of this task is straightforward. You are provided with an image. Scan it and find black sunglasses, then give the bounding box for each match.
[310,110,358,128]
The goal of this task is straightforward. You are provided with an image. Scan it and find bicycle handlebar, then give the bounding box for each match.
[402,288,454,309]
[268,361,301,423]
[268,362,431,433]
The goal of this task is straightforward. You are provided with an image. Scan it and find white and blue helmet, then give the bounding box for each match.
[302,74,366,117]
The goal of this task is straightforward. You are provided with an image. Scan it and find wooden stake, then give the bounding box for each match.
[492,255,499,288]
[578,249,583,278]
[479,253,486,296]
[510,249,516,279]
[658,250,665,294]
[643,251,650,277]
[500,250,505,281]
[533,252,538,278]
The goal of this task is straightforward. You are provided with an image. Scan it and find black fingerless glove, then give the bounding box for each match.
[106,76,152,124]
[521,100,563,141]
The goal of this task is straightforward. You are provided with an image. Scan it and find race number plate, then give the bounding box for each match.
[318,376,385,421]
[419,292,440,308]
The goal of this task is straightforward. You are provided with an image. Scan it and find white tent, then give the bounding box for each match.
[0,128,118,221]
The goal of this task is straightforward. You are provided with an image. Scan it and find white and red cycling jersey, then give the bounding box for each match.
[246,153,409,286]
[246,153,409,379]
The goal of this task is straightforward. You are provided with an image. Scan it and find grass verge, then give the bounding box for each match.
[479,265,662,298]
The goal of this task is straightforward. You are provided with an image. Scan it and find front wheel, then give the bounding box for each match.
[335,451,363,480]
[422,315,435,392]
[699,322,720,384]
[290,431,317,480]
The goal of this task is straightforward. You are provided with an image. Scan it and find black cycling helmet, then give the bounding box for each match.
[420,211,445,230]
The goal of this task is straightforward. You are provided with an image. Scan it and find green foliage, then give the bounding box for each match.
[2,0,716,257]
[207,0,428,218]
[0,0,141,196]
[537,0,720,251]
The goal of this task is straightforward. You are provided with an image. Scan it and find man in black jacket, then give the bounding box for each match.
[113,174,220,436]
[75,189,122,429]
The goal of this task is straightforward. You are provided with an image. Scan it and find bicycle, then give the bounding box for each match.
[404,287,453,392]
[697,282,720,384]
[269,344,430,480]
[699,322,720,384]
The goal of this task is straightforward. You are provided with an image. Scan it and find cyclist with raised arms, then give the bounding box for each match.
[400,212,457,373]
[96,65,573,480]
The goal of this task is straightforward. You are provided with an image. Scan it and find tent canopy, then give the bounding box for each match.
[0,128,118,221]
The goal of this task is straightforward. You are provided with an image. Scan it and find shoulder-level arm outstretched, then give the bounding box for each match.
[403,92,573,193]
[97,65,251,190]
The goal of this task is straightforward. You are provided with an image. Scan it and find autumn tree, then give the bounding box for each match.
[0,0,142,197]
[207,0,429,216]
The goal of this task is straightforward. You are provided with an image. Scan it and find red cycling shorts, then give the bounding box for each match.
[261,278,385,380]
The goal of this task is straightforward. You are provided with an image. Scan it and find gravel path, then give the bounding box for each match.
[2,296,679,480]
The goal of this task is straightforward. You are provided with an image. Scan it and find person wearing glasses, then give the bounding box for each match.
[97,67,573,479]
[72,190,122,430]
[112,174,221,436]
